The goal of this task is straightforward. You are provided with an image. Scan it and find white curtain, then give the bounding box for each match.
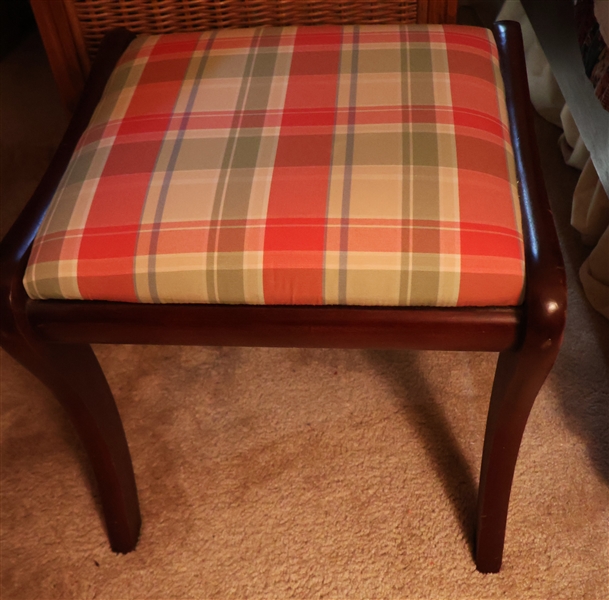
[498,0,609,319]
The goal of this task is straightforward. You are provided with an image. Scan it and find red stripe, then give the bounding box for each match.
[77,37,199,301]
[36,218,522,244]
[452,107,506,138]
[443,29,493,53]
[263,28,342,304]
[84,105,506,148]
[460,229,523,258]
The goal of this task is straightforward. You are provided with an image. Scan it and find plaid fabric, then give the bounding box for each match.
[24,25,525,306]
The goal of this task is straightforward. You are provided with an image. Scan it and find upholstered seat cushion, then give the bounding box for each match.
[24,25,525,306]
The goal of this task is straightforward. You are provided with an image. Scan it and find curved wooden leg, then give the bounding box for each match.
[475,340,561,573]
[2,334,141,552]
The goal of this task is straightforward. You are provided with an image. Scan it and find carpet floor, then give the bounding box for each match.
[1,25,608,600]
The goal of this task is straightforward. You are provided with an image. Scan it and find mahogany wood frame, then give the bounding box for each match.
[0,22,566,574]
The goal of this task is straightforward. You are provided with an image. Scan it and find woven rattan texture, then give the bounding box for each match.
[72,0,420,56]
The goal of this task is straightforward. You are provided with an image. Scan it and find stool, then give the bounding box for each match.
[0,21,566,573]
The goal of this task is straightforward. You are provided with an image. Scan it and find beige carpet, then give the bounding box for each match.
[1,28,608,600]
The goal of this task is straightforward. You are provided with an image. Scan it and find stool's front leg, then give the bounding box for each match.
[1,322,140,552]
[475,307,564,573]
[480,21,568,574]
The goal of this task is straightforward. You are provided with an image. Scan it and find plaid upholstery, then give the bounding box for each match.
[24,25,525,306]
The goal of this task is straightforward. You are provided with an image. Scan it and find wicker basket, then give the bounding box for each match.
[30,0,458,110]
[73,0,423,57]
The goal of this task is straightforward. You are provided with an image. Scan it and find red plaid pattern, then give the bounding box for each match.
[24,25,525,306]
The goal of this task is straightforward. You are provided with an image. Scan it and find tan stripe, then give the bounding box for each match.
[433,29,460,306]
[400,26,415,305]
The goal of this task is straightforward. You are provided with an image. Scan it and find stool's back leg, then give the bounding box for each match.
[0,26,141,552]
[2,331,140,552]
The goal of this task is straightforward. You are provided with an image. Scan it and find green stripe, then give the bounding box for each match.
[206,30,263,302]
[338,27,360,304]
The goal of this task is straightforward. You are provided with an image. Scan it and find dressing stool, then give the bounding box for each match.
[0,11,566,573]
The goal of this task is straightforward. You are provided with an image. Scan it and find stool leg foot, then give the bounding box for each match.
[2,336,141,552]
[475,342,560,573]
